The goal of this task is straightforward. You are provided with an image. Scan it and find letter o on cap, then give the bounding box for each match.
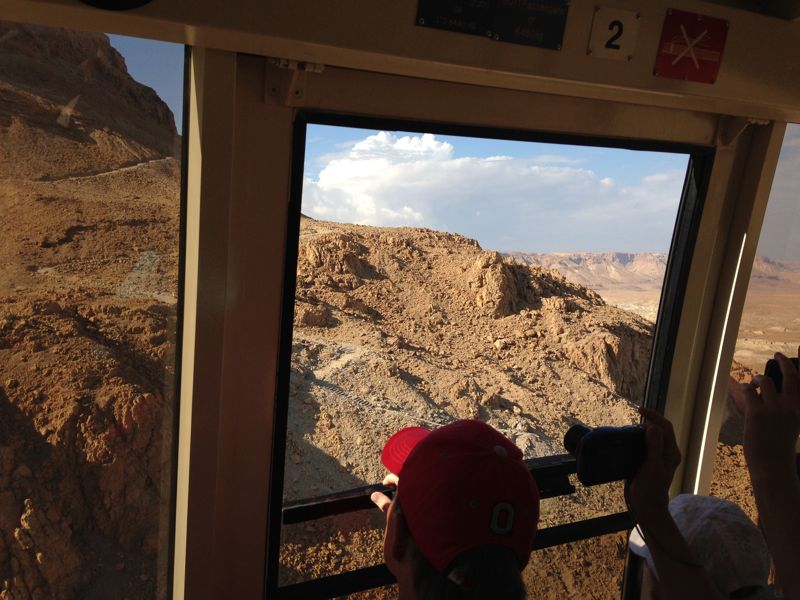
[490,502,515,535]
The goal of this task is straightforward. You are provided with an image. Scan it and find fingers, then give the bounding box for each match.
[372,473,398,513]
[665,432,682,470]
[754,374,778,405]
[639,407,681,468]
[645,422,664,459]
[740,381,762,416]
[639,406,667,424]
[729,378,748,416]
[776,352,799,397]
[370,491,392,513]
[639,407,674,435]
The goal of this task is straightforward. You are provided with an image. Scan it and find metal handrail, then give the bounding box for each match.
[282,453,578,525]
[276,512,634,599]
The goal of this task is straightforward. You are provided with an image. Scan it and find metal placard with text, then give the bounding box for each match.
[417,0,569,50]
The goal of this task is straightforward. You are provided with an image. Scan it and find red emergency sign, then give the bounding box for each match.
[654,9,729,84]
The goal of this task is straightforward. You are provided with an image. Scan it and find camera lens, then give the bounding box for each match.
[563,423,591,456]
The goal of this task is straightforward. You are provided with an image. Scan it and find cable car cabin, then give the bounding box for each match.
[0,0,799,598]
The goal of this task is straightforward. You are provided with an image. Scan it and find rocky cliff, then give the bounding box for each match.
[280,217,654,596]
[0,21,179,181]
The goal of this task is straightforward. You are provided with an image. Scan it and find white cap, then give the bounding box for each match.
[629,494,773,599]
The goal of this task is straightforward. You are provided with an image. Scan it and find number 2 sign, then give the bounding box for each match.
[587,6,640,61]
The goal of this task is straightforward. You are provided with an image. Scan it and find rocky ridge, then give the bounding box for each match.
[280,217,655,596]
[287,217,654,502]
[280,221,773,598]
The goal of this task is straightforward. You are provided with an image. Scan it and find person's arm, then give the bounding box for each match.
[626,408,725,600]
[740,351,800,600]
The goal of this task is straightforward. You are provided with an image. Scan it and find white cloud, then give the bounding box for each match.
[302,132,687,252]
[529,154,588,165]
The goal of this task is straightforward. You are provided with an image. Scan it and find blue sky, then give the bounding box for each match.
[108,34,184,132]
[305,126,685,187]
[304,125,690,253]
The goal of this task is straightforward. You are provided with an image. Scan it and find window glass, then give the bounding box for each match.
[280,123,690,586]
[712,123,800,521]
[322,533,629,599]
[0,21,184,598]
[279,510,385,586]
[524,533,628,598]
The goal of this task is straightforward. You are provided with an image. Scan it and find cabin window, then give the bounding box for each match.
[271,115,709,596]
[523,533,628,597]
[711,123,800,518]
[0,22,186,598]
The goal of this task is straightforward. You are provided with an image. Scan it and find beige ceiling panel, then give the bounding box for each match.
[5,0,800,121]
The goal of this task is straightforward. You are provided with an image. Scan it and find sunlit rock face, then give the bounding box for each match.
[0,21,179,182]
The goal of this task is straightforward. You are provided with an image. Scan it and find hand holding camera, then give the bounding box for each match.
[624,408,682,520]
[737,350,800,487]
[564,407,680,520]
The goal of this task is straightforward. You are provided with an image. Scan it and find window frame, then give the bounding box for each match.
[266,110,715,598]
[164,43,193,596]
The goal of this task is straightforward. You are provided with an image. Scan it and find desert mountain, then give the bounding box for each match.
[509,251,800,323]
[748,254,800,286]
[0,23,179,599]
[508,252,667,293]
[287,219,654,501]
[508,252,669,322]
[281,217,656,594]
[0,21,179,181]
[281,223,779,596]
[510,251,800,294]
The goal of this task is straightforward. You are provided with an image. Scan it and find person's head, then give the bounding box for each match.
[378,420,540,600]
[629,494,772,600]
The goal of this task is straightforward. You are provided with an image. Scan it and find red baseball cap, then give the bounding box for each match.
[380,420,540,573]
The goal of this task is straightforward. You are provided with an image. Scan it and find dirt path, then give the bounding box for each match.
[34,157,174,183]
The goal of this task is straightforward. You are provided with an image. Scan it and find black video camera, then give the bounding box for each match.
[564,423,646,486]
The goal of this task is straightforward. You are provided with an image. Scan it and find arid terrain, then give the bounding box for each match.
[0,19,791,600]
[512,251,800,353]
[280,240,796,596]
[509,252,668,322]
[280,218,650,597]
[0,22,180,599]
[732,256,800,373]
[285,222,655,503]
